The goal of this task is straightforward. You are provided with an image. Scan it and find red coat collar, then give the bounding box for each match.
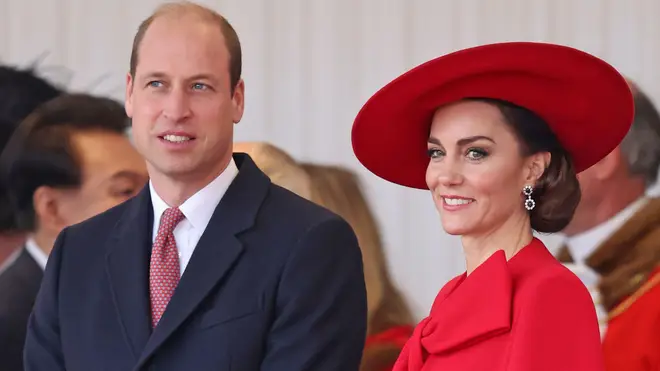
[422,249,513,354]
[397,238,545,369]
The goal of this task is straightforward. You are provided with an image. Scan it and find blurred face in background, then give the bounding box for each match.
[42,131,147,233]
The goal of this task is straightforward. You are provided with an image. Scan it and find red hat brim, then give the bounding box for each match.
[351,42,634,190]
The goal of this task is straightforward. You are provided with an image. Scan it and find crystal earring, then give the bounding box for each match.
[523,185,535,211]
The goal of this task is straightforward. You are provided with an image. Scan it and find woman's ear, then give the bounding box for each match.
[526,152,551,183]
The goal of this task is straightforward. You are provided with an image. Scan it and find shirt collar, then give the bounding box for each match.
[25,236,48,270]
[565,196,649,264]
[150,157,239,233]
[0,248,22,274]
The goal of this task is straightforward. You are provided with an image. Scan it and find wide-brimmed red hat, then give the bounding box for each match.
[351,42,634,190]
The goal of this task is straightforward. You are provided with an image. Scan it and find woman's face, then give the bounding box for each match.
[425,100,545,236]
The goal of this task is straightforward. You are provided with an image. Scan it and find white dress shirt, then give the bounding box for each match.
[150,158,239,277]
[25,237,48,270]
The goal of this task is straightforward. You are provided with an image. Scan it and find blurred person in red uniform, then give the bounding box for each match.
[558,79,660,371]
[351,41,634,370]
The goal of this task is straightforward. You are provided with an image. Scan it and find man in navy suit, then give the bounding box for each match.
[0,93,147,371]
[23,2,368,370]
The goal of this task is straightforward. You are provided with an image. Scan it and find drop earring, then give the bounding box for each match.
[523,185,535,211]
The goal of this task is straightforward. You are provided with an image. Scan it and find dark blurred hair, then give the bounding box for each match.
[0,93,129,232]
[0,66,63,150]
[619,80,660,185]
[0,65,63,232]
[467,98,582,233]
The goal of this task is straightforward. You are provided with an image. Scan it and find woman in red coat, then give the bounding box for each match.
[350,42,635,370]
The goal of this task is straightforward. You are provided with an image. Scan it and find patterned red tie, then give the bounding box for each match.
[149,207,185,328]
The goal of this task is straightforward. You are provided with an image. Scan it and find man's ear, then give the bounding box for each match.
[590,147,622,181]
[32,186,67,232]
[125,72,134,118]
[231,79,245,124]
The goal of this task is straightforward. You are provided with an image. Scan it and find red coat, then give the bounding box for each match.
[393,238,604,371]
[602,267,660,371]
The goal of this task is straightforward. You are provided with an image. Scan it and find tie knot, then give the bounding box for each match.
[158,207,185,235]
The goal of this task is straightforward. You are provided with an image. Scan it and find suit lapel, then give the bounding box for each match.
[17,248,44,298]
[135,153,270,369]
[105,185,154,361]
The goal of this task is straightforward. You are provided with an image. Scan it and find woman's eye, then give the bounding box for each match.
[427,149,444,159]
[466,148,488,160]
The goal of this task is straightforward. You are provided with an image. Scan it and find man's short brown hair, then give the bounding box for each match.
[0,93,130,232]
[128,1,242,93]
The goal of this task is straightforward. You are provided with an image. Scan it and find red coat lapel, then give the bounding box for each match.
[422,249,513,354]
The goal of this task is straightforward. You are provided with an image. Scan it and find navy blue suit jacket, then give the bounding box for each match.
[0,248,43,371]
[24,153,367,370]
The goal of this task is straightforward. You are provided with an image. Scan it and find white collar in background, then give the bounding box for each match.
[25,236,48,270]
[565,196,649,264]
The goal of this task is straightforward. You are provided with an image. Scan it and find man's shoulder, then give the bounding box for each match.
[60,196,135,243]
[0,261,25,298]
[252,182,362,277]
[0,251,41,316]
[0,250,40,288]
[609,267,660,321]
[261,182,345,227]
[246,182,358,253]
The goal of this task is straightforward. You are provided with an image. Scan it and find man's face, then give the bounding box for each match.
[55,131,148,227]
[125,14,244,183]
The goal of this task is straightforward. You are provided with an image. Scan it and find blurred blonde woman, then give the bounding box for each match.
[300,163,414,371]
[232,141,312,199]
